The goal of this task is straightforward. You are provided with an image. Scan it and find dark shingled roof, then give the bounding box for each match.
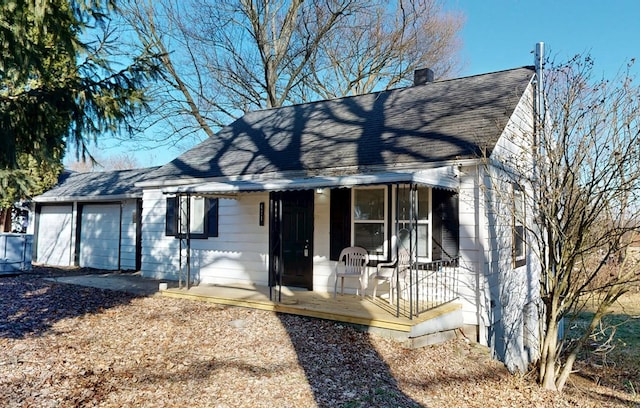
[35,167,160,202]
[147,66,535,184]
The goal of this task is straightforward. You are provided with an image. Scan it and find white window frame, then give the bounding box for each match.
[513,185,526,268]
[351,186,388,261]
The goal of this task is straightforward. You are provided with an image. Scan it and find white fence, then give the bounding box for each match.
[0,233,33,272]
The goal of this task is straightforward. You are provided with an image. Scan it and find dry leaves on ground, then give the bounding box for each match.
[1,270,638,407]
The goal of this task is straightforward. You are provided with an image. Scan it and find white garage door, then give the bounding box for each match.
[80,204,121,270]
[37,205,73,266]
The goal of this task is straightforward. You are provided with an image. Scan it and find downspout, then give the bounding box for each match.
[534,41,547,348]
[475,164,487,345]
[117,202,123,271]
[186,193,191,289]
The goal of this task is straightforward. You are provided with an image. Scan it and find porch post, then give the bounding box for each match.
[268,193,283,302]
[408,184,418,319]
[394,183,400,318]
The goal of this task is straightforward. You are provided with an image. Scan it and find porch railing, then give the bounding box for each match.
[395,257,459,319]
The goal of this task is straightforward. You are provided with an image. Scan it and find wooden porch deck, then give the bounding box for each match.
[160,284,463,345]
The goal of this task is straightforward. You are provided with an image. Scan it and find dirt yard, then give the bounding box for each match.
[1,268,638,407]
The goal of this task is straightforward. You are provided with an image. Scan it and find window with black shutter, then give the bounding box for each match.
[165,196,219,239]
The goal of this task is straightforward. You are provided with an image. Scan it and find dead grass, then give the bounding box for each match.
[1,269,639,407]
[568,292,640,399]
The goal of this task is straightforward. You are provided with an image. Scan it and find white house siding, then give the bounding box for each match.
[119,200,139,270]
[195,193,269,285]
[79,201,138,270]
[456,165,486,340]
[140,189,178,280]
[36,205,73,266]
[140,189,271,286]
[479,83,541,373]
[312,189,333,292]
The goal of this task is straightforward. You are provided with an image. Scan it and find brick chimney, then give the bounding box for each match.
[414,68,435,86]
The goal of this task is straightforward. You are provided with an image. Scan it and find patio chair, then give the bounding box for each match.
[372,249,410,304]
[334,246,369,298]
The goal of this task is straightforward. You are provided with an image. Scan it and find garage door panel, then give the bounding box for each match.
[37,205,72,266]
[80,204,120,270]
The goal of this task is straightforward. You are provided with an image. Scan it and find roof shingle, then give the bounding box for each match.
[151,66,535,184]
[35,167,159,202]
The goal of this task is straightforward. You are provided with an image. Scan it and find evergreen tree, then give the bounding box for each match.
[0,0,158,205]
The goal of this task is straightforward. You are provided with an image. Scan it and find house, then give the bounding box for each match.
[32,167,158,270]
[133,66,543,372]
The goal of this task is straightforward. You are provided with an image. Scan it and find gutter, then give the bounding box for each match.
[33,194,142,203]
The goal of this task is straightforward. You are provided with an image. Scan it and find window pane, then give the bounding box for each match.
[190,197,205,234]
[179,196,205,234]
[397,186,411,221]
[515,190,524,221]
[354,223,385,255]
[417,224,428,257]
[397,186,429,221]
[354,189,384,220]
[179,196,188,233]
[514,225,525,259]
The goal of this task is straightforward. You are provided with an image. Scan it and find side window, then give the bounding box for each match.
[513,185,526,268]
[165,196,218,239]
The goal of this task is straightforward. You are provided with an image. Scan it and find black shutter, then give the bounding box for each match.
[165,197,177,236]
[207,198,219,237]
[329,188,351,261]
[432,189,459,260]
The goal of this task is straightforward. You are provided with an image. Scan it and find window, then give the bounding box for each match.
[165,196,218,238]
[397,185,430,259]
[352,187,387,259]
[513,185,526,267]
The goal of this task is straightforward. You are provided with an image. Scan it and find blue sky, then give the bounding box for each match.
[450,0,639,78]
[83,0,640,168]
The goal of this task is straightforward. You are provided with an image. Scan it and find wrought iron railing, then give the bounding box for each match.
[395,258,459,319]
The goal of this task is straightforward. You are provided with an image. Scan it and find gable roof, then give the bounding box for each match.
[145,66,536,186]
[35,167,160,203]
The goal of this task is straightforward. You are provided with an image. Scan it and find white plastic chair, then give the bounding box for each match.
[334,247,369,298]
[372,249,410,304]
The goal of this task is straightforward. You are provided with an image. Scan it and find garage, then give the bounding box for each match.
[79,203,121,270]
[33,167,156,271]
[36,205,73,266]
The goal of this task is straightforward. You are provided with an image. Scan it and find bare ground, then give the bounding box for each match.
[1,268,638,407]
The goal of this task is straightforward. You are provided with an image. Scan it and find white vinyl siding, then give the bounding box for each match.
[141,189,270,285]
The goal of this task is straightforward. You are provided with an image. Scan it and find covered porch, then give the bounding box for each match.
[162,166,462,322]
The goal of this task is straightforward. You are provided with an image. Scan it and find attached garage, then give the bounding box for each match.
[33,168,156,270]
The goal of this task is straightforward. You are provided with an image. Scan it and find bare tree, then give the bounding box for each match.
[117,0,463,146]
[66,153,140,172]
[500,55,640,391]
